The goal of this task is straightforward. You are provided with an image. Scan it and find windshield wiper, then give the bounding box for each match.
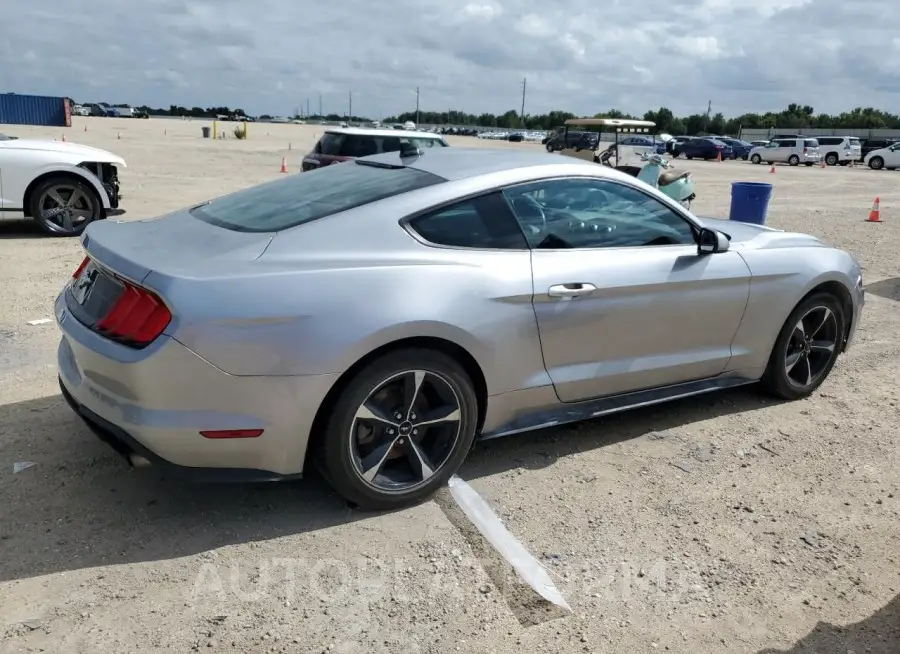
[355,160,405,170]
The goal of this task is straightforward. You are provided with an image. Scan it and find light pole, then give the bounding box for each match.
[415,86,420,126]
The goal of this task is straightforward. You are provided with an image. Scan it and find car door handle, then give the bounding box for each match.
[548,283,596,297]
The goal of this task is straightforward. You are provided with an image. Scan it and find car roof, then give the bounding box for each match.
[359,147,600,182]
[323,127,444,140]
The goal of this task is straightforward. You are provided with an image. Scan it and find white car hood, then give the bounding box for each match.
[0,139,126,167]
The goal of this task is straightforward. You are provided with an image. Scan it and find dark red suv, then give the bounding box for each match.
[301,128,449,171]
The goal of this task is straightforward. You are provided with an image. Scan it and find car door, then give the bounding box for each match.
[884,143,900,167]
[503,177,752,403]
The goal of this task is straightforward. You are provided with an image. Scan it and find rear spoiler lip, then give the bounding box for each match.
[81,223,154,287]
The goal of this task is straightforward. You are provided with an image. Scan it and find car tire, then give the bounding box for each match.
[318,348,479,510]
[29,175,102,237]
[825,153,839,166]
[788,155,800,166]
[869,156,884,170]
[546,143,555,152]
[760,292,845,401]
[751,154,762,164]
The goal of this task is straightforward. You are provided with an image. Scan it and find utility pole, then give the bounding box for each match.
[703,100,712,133]
[318,94,322,117]
[306,98,310,117]
[348,91,352,123]
[415,86,420,126]
[520,78,527,127]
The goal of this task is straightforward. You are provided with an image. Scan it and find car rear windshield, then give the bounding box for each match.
[850,138,861,146]
[804,139,819,147]
[190,161,445,232]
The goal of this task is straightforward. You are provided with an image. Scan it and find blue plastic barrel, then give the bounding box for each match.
[729,182,773,225]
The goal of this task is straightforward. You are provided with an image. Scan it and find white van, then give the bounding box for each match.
[403,121,416,130]
[815,136,862,166]
[749,138,821,166]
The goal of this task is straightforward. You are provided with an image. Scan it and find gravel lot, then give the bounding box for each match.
[1,117,898,654]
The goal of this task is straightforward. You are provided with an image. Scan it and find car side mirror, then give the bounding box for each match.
[698,228,730,254]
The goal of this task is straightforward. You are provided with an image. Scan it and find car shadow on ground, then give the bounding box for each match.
[866,277,900,302]
[0,386,780,583]
[0,219,44,239]
[757,591,900,654]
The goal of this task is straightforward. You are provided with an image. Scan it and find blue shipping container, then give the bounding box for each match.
[0,93,71,127]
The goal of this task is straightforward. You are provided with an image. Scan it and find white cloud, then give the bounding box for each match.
[667,36,725,60]
[514,14,554,38]
[699,0,813,18]
[462,3,502,20]
[1,0,897,119]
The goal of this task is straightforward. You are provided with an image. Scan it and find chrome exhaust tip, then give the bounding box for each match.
[129,454,151,469]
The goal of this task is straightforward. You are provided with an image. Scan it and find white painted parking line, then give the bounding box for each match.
[446,475,571,611]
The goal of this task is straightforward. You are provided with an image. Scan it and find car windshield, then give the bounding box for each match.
[191,161,445,232]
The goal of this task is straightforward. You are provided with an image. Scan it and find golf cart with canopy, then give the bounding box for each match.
[554,117,696,208]
[554,117,673,175]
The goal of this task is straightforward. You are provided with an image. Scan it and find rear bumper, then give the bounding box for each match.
[55,292,340,478]
[59,377,298,482]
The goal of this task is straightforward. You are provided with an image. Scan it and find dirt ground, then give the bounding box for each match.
[1,117,898,654]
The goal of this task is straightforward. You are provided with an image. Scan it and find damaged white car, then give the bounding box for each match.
[0,138,125,236]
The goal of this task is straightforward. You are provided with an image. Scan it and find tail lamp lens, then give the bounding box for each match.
[95,282,171,346]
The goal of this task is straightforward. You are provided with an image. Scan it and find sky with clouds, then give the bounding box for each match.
[2,0,897,119]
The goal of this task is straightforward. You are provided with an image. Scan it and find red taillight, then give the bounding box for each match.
[803,147,808,154]
[72,256,90,279]
[96,281,171,346]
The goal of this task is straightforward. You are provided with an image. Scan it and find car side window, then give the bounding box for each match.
[503,178,696,250]
[408,192,528,250]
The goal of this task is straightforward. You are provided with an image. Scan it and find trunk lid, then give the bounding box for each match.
[81,210,274,285]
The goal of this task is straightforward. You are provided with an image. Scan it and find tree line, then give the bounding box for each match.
[382,104,900,134]
[80,102,900,134]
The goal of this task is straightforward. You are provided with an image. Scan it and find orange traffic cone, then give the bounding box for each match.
[820,159,826,168]
[866,197,881,223]
[716,151,722,162]
[769,164,776,174]
[280,157,288,173]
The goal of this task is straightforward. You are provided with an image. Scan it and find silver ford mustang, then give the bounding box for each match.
[56,147,864,509]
